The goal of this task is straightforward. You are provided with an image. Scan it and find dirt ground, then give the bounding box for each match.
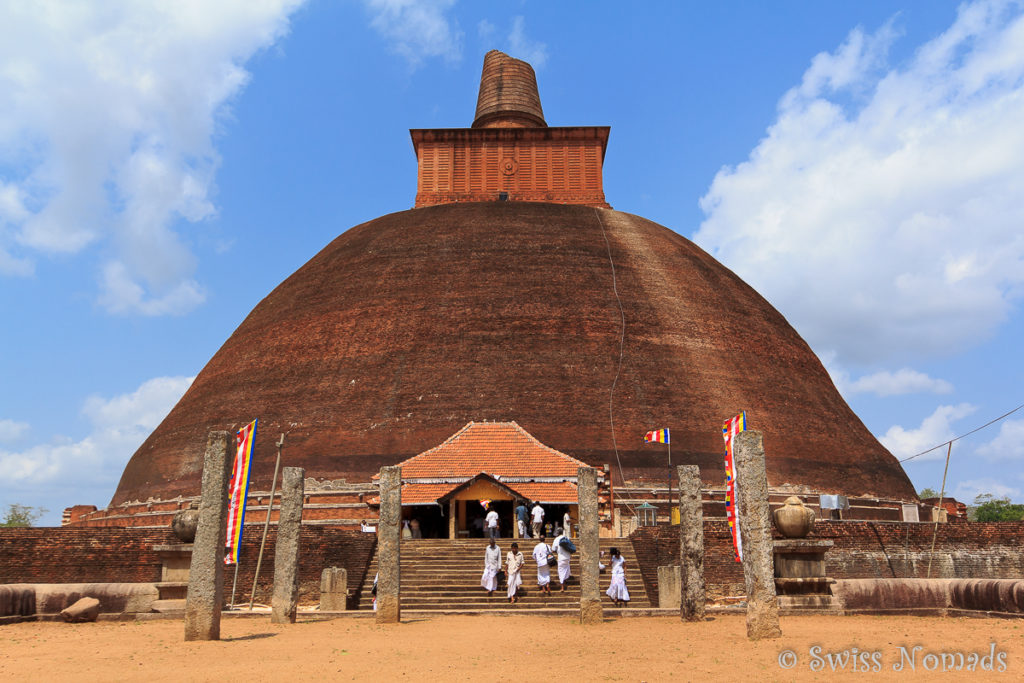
[2,613,1023,681]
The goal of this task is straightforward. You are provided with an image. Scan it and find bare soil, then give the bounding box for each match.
[2,614,1023,681]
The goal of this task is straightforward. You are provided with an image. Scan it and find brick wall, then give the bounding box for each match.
[630,520,1024,605]
[0,527,377,607]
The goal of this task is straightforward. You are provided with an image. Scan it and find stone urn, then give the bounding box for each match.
[773,496,815,538]
[171,503,200,543]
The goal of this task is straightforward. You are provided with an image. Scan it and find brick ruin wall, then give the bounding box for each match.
[4,520,1022,612]
[0,527,376,607]
[630,520,1024,605]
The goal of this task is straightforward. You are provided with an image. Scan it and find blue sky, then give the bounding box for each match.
[2,1,1022,525]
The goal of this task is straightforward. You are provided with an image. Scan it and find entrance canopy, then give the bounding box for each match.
[373,421,598,506]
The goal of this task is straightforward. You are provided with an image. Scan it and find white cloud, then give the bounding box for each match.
[695,1,1024,365]
[848,368,954,396]
[0,376,194,491]
[879,403,976,460]
[98,261,205,317]
[821,352,952,397]
[0,419,29,442]
[365,0,462,67]
[477,19,495,41]
[0,1,305,314]
[507,16,548,68]
[975,418,1024,460]
[953,477,1020,503]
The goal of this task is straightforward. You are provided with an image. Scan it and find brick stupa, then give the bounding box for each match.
[101,50,915,519]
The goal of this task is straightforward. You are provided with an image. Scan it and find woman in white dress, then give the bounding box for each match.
[532,535,553,595]
[551,527,572,592]
[605,547,630,607]
[480,538,501,595]
[506,542,525,603]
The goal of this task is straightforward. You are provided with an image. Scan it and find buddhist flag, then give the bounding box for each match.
[225,419,257,565]
[643,428,670,444]
[722,411,747,563]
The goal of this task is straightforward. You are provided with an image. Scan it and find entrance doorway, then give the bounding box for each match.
[403,505,446,539]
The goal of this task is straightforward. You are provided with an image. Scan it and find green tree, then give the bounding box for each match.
[1,504,47,527]
[918,487,939,499]
[972,494,1024,522]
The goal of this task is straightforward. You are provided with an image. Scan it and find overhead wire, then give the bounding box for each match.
[899,401,1024,463]
[594,208,636,516]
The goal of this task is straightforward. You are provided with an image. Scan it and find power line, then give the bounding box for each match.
[899,401,1024,463]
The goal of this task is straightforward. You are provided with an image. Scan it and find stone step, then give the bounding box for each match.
[358,538,650,611]
[151,599,186,613]
[155,582,188,600]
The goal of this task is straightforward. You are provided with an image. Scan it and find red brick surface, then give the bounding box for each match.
[472,50,546,129]
[0,527,376,605]
[630,521,1024,605]
[111,202,915,509]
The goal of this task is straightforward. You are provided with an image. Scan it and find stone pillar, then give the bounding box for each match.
[271,467,305,624]
[577,466,603,624]
[657,566,682,609]
[319,567,348,612]
[448,499,456,539]
[376,466,401,623]
[184,431,232,641]
[677,464,705,621]
[733,430,782,640]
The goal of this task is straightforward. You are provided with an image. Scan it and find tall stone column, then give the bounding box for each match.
[677,465,705,621]
[733,430,782,640]
[376,466,401,624]
[577,466,603,624]
[184,431,233,641]
[271,467,305,624]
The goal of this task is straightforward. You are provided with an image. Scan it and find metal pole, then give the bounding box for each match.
[926,441,953,578]
[229,555,240,608]
[667,440,672,524]
[249,433,284,610]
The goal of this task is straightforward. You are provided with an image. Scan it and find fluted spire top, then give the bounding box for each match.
[472,50,546,128]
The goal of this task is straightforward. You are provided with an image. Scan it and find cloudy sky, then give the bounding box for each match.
[2,1,1022,524]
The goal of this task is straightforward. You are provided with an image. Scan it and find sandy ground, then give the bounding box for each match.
[2,614,1023,681]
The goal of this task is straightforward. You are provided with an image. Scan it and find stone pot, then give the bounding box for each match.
[773,496,815,538]
[171,504,200,543]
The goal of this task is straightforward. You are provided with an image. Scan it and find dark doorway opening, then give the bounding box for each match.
[403,505,446,539]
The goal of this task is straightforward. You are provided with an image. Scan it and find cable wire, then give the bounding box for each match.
[899,401,1024,463]
[594,208,635,516]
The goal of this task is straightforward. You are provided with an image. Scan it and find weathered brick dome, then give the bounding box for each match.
[112,201,916,505]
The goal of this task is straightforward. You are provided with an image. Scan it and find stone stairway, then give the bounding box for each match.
[355,538,650,612]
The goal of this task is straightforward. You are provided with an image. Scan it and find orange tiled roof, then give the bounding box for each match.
[400,482,460,505]
[507,481,578,503]
[392,421,589,479]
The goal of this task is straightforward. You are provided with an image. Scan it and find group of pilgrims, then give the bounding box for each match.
[479,529,631,606]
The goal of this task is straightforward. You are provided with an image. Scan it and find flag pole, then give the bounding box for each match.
[229,551,241,608]
[667,438,672,523]
[249,432,283,610]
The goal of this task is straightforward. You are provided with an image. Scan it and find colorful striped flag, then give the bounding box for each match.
[722,411,747,563]
[225,419,257,565]
[643,428,670,444]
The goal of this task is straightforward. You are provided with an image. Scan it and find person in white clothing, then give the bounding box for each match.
[480,537,502,595]
[485,508,500,539]
[530,502,545,538]
[551,527,572,592]
[605,547,630,606]
[532,535,552,595]
[563,511,572,538]
[506,542,525,603]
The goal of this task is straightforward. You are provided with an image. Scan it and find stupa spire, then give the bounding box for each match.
[472,50,546,128]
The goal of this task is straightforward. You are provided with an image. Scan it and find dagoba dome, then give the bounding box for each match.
[111,51,915,507]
